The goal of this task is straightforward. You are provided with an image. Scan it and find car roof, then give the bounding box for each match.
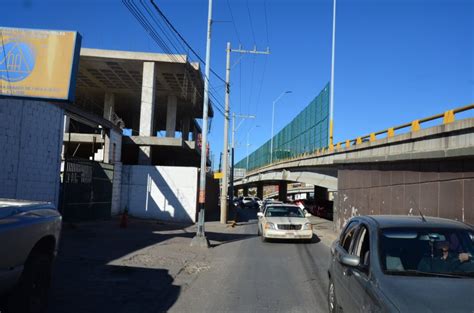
[265,204,299,208]
[0,198,49,208]
[356,215,473,230]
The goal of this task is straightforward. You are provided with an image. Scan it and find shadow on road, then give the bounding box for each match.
[49,264,180,313]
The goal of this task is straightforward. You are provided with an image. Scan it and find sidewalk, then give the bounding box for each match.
[308,215,339,247]
[48,218,245,313]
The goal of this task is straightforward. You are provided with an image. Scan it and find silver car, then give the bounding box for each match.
[0,199,62,313]
[328,215,474,313]
[257,204,313,242]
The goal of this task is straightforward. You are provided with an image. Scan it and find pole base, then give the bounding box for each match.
[190,235,210,248]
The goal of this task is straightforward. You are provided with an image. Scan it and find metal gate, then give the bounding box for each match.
[60,158,114,222]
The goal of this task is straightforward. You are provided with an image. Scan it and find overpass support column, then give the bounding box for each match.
[256,183,264,200]
[243,186,249,197]
[314,186,328,201]
[138,61,156,165]
[278,182,288,202]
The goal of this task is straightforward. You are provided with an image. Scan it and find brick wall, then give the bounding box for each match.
[0,98,64,207]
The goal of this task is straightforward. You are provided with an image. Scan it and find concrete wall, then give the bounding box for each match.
[121,165,198,222]
[334,159,474,230]
[0,98,64,207]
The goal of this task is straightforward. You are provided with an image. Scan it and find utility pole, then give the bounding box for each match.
[220,42,231,224]
[329,0,337,149]
[220,44,269,224]
[191,0,213,248]
[229,112,255,219]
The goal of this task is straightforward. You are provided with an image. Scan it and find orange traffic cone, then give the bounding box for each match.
[120,208,128,228]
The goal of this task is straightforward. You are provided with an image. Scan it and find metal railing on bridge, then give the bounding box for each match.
[242,103,474,176]
[236,84,330,171]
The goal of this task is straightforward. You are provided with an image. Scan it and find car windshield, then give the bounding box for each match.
[265,206,304,218]
[380,228,474,277]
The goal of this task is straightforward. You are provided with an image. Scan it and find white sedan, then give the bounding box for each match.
[257,204,313,242]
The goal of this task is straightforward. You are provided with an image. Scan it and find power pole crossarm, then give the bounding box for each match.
[230,47,270,55]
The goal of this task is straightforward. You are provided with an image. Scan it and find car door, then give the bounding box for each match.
[346,224,373,312]
[333,220,360,310]
[258,206,267,233]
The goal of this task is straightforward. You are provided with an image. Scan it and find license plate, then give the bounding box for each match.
[286,232,296,236]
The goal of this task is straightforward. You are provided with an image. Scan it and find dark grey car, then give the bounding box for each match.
[328,215,474,313]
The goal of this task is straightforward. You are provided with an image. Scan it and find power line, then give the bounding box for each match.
[123,0,226,117]
[123,1,179,62]
[263,0,270,45]
[226,0,241,45]
[246,0,257,45]
[140,0,188,56]
[149,0,226,84]
[247,54,256,115]
[255,55,268,119]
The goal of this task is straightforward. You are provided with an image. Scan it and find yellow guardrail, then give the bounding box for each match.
[332,103,474,150]
[246,104,474,175]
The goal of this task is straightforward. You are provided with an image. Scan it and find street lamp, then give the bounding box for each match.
[270,91,292,163]
[246,125,260,170]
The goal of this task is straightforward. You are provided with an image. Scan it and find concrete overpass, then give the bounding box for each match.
[234,105,474,229]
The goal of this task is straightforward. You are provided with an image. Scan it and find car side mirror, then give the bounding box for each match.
[305,213,311,218]
[339,253,360,267]
[257,212,264,218]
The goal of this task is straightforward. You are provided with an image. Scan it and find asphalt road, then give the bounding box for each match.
[169,209,332,313]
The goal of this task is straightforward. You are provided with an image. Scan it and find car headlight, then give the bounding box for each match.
[265,222,276,230]
[302,222,312,230]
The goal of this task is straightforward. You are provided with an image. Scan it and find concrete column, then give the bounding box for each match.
[192,121,198,141]
[314,185,329,201]
[138,61,156,165]
[63,115,70,133]
[278,182,288,202]
[182,116,191,141]
[104,92,115,121]
[243,186,249,197]
[257,183,264,200]
[111,162,122,216]
[62,115,70,159]
[166,95,177,138]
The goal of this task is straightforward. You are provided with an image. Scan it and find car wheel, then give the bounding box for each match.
[328,279,340,313]
[9,252,53,313]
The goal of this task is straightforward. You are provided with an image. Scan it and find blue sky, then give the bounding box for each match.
[4,0,473,166]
